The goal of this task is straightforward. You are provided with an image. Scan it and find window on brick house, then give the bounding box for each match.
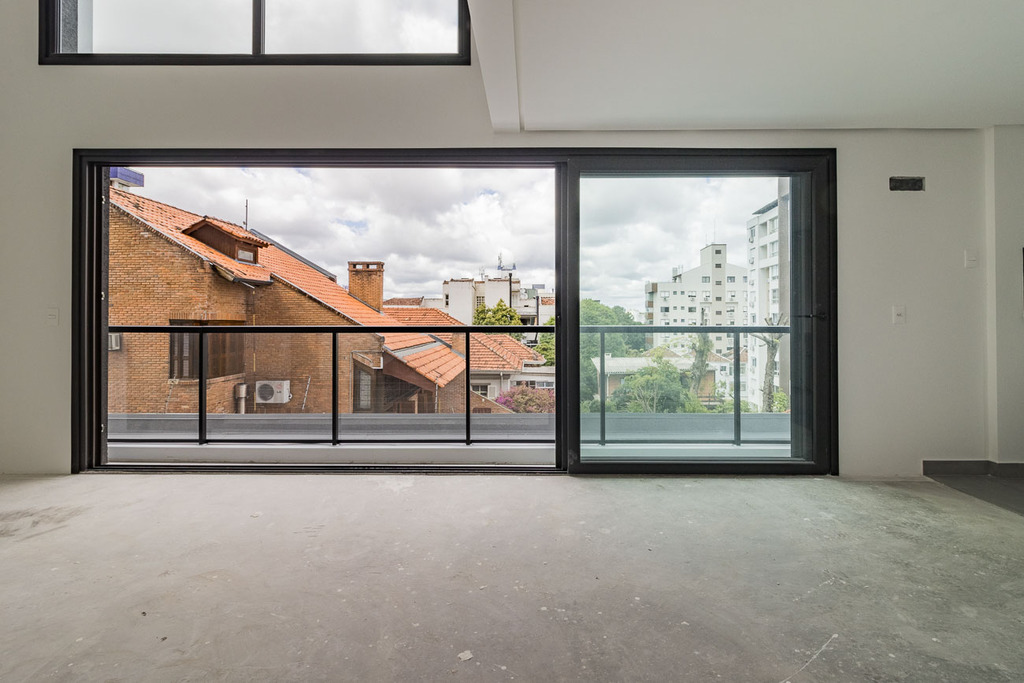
[169,321,244,380]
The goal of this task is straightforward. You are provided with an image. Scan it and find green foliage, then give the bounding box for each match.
[474,299,522,326]
[772,390,790,413]
[474,299,523,340]
[535,316,556,366]
[495,385,555,413]
[689,332,713,397]
[609,355,703,414]
[716,399,754,414]
[579,299,646,399]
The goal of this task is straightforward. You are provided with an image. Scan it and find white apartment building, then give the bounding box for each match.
[745,179,792,411]
[436,276,522,324]
[645,244,748,356]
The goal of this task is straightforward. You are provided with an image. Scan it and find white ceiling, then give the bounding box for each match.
[468,0,1024,132]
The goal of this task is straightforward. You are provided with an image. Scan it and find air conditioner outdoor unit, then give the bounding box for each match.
[255,380,291,404]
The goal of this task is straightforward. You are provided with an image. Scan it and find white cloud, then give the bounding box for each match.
[127,168,778,314]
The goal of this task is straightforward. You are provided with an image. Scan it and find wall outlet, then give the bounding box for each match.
[44,307,59,327]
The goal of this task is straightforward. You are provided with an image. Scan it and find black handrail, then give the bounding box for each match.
[108,323,555,446]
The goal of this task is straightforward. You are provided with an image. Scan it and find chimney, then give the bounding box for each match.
[348,261,385,311]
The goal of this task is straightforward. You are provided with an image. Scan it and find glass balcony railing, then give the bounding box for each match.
[107,324,554,446]
[580,325,791,455]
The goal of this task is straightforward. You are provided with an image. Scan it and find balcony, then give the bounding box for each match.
[106,323,555,466]
[580,324,791,462]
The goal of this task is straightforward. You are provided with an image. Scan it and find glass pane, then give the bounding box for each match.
[337,331,466,441]
[470,331,556,441]
[64,0,251,54]
[579,175,793,462]
[206,332,333,441]
[105,164,554,465]
[265,0,460,54]
[107,332,198,440]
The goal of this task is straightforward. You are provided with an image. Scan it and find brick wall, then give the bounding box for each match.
[108,207,249,414]
[108,205,387,416]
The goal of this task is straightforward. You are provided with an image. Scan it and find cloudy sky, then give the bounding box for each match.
[128,167,778,316]
[88,0,458,54]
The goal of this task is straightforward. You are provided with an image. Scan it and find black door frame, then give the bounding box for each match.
[72,147,836,474]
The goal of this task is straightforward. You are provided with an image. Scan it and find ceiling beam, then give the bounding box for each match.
[467,0,521,133]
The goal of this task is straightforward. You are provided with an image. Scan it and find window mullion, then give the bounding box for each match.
[252,0,265,56]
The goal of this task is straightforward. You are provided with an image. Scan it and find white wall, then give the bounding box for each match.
[985,126,1024,464]
[0,1,1003,476]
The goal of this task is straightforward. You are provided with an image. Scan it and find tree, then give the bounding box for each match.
[609,353,701,414]
[716,399,754,414]
[752,315,788,412]
[473,298,522,326]
[689,332,713,400]
[580,299,644,403]
[772,390,789,413]
[474,299,523,340]
[496,385,555,413]
[535,316,556,366]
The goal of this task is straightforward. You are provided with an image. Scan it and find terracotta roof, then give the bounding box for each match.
[111,188,467,388]
[384,307,462,326]
[398,343,465,387]
[383,297,424,307]
[387,307,542,373]
[258,245,391,326]
[110,188,390,326]
[381,332,435,351]
[110,188,272,284]
[183,217,270,247]
[472,334,543,371]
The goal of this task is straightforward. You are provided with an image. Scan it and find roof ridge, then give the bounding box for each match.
[110,188,262,240]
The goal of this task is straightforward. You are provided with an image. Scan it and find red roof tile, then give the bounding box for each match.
[383,307,462,326]
[183,217,270,247]
[399,343,465,387]
[383,297,424,307]
[111,188,469,388]
[111,188,273,284]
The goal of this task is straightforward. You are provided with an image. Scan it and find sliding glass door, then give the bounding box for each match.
[568,154,835,473]
[74,148,834,473]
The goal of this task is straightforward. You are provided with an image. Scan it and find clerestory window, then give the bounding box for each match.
[41,0,469,66]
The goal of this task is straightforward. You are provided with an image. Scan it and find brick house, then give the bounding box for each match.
[107,188,496,417]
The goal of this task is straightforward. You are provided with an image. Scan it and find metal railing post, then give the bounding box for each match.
[198,330,207,444]
[599,331,606,446]
[464,331,472,446]
[733,330,742,446]
[332,332,339,445]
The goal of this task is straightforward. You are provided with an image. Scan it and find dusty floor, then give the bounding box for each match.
[1,474,1022,682]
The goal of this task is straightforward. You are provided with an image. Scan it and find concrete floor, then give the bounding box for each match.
[2,474,1023,682]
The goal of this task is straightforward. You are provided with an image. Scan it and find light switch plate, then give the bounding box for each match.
[892,305,906,325]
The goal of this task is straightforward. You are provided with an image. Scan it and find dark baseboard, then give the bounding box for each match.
[923,460,1024,478]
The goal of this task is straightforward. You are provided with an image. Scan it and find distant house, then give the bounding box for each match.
[107,188,498,417]
[590,349,718,406]
[383,306,553,408]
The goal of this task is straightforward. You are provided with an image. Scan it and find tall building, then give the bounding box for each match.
[745,179,791,410]
[645,243,748,356]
